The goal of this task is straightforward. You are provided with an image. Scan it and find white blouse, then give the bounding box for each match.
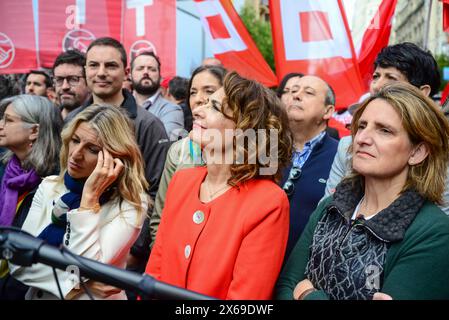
[9,176,148,300]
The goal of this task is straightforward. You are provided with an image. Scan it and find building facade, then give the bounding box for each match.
[351,0,383,54]
[391,0,447,55]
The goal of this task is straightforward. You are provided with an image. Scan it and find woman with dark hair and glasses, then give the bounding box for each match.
[277,73,338,261]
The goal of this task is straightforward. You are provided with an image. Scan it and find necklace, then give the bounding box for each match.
[204,178,231,201]
[354,196,365,219]
[356,196,377,219]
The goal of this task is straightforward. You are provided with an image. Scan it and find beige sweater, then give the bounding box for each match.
[149,138,204,248]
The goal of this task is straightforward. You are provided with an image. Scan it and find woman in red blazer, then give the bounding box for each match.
[146,71,293,299]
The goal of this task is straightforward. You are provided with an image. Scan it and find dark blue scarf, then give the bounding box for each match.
[38,172,111,247]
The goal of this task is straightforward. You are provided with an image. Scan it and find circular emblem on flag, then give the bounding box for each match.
[62,29,96,53]
[0,32,15,69]
[129,40,157,63]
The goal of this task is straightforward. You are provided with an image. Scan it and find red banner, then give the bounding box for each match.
[357,0,397,89]
[195,0,277,87]
[122,0,176,78]
[38,0,121,68]
[442,82,449,107]
[269,0,365,109]
[0,0,38,74]
[443,0,449,32]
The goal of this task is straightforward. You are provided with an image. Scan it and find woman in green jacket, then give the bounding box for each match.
[276,83,449,300]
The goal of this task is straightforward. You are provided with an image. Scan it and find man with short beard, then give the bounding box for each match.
[131,52,184,139]
[52,50,90,120]
[25,70,53,97]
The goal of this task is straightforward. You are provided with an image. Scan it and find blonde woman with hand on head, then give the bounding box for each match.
[10,105,149,300]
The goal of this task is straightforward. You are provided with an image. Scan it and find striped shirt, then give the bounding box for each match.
[292,131,326,168]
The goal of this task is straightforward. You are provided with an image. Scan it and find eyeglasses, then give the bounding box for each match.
[282,166,302,197]
[0,114,36,129]
[54,75,84,87]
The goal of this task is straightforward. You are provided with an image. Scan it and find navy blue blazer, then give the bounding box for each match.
[281,133,338,260]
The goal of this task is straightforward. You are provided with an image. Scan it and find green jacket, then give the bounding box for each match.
[276,195,449,300]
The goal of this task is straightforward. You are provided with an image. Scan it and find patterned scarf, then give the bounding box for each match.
[0,155,41,226]
[38,172,112,247]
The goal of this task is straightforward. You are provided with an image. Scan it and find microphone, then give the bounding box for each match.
[0,226,214,300]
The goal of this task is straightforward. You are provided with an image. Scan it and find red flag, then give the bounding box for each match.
[122,0,176,78]
[269,0,365,110]
[443,0,449,32]
[328,117,351,138]
[356,0,398,89]
[194,0,277,87]
[38,0,121,68]
[0,0,38,74]
[442,82,449,106]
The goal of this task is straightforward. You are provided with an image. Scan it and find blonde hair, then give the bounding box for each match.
[60,105,149,214]
[350,82,449,204]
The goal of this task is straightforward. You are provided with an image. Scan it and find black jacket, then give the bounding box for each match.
[281,133,338,259]
[0,162,39,300]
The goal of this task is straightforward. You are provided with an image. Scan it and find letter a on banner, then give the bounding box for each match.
[195,0,277,87]
[0,0,38,74]
[122,0,176,78]
[270,0,365,109]
[38,0,121,68]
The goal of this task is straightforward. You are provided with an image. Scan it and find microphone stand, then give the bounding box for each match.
[0,227,214,300]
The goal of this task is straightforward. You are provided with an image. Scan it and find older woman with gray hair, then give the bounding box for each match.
[0,94,63,299]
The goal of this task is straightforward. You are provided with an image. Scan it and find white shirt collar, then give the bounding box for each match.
[143,89,161,106]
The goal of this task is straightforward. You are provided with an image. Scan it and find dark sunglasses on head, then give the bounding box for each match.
[283,166,302,196]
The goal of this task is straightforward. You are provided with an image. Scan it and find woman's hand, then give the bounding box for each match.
[373,292,393,300]
[80,148,124,208]
[66,281,122,299]
[86,281,122,299]
[293,279,315,300]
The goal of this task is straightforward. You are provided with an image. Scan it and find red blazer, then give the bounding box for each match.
[146,167,290,299]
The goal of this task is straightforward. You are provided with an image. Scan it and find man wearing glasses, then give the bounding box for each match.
[52,50,90,120]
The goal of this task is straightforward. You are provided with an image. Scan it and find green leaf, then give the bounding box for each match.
[239,3,275,72]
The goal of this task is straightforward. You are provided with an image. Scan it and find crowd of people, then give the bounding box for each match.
[0,37,449,300]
